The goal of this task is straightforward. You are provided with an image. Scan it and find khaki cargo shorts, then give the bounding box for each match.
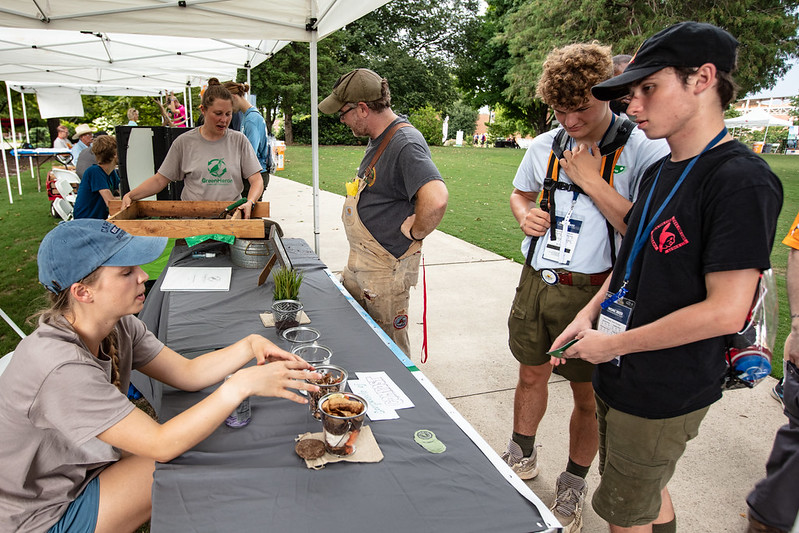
[592,394,709,527]
[507,264,600,382]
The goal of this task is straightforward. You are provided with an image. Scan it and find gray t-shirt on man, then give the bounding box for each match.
[0,315,163,532]
[357,116,443,258]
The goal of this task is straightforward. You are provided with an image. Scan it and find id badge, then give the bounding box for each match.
[542,216,582,265]
[597,292,635,366]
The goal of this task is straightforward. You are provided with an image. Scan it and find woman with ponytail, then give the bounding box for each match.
[223,80,271,193]
[122,78,264,219]
[0,219,320,533]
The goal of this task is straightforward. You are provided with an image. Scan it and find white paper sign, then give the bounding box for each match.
[347,380,399,421]
[160,267,232,292]
[355,372,415,410]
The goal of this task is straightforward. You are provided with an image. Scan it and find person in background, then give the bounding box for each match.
[53,125,73,166]
[318,68,448,355]
[224,80,271,194]
[70,124,95,162]
[53,125,72,151]
[122,78,263,218]
[168,94,187,127]
[75,131,108,181]
[504,42,668,533]
[745,212,799,533]
[73,135,120,220]
[551,22,782,532]
[127,108,139,126]
[0,219,319,533]
[610,54,633,116]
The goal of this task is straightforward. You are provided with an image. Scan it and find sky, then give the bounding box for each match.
[746,61,799,100]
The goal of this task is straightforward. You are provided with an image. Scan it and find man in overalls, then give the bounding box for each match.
[318,69,448,355]
[504,43,669,533]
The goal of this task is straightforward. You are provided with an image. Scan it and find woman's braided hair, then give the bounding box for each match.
[37,268,122,390]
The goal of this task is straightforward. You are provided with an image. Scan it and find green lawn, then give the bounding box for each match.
[1,147,798,379]
[277,144,799,379]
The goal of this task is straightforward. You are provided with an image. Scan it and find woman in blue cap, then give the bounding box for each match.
[0,219,320,533]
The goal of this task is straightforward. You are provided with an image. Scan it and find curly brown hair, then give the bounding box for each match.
[536,43,613,110]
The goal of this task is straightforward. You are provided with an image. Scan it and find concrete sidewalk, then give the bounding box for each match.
[266,175,787,532]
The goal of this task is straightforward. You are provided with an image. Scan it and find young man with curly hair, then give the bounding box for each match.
[504,42,668,532]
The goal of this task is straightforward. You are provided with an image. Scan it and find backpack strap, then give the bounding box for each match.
[530,117,636,267]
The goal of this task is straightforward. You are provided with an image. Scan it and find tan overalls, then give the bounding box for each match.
[341,123,422,355]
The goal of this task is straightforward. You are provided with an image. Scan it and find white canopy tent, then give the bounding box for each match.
[725,108,794,145]
[0,25,292,202]
[0,0,394,253]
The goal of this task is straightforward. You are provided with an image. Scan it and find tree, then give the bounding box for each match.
[446,101,480,138]
[246,37,342,144]
[453,1,552,134]
[409,105,444,146]
[501,0,799,124]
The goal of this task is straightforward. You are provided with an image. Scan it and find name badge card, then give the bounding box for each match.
[542,215,583,265]
[598,292,635,366]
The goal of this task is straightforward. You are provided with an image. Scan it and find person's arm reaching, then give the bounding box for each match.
[121,173,170,209]
[552,268,760,365]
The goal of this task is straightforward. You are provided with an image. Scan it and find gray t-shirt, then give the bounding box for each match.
[357,116,443,258]
[158,127,262,201]
[0,315,164,532]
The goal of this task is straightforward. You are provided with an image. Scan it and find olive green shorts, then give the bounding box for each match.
[592,394,710,527]
[507,264,600,382]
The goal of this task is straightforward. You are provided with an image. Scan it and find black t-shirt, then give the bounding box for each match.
[357,116,443,258]
[594,140,783,418]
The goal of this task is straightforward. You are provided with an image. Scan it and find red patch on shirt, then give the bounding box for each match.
[650,216,688,254]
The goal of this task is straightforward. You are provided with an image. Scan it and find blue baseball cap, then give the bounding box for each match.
[38,220,167,293]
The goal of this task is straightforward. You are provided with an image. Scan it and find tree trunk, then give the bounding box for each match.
[283,109,293,145]
[46,118,61,147]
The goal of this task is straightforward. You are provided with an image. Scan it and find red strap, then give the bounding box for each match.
[420,254,429,364]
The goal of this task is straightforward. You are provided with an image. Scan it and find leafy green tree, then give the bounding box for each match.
[409,105,444,146]
[246,38,342,144]
[460,0,799,135]
[501,0,798,120]
[446,101,479,138]
[790,94,799,121]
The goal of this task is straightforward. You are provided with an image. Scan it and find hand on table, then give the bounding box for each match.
[234,360,321,405]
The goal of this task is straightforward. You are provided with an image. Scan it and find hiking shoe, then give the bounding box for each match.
[550,471,587,533]
[771,378,784,405]
[500,439,540,480]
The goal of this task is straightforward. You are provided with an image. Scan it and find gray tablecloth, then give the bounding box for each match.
[135,240,550,533]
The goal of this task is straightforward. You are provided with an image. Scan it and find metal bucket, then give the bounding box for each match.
[229,238,270,268]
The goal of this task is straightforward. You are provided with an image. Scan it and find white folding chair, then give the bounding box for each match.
[53,197,74,221]
[52,168,80,204]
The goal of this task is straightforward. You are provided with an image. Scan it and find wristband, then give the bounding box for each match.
[409,227,424,242]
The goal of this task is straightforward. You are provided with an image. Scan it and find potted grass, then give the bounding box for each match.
[272,267,304,333]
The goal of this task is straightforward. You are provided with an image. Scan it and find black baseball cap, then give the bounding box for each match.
[592,22,738,101]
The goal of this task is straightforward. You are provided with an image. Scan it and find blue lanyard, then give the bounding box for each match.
[601,128,727,310]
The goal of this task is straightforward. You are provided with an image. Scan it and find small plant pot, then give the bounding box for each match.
[272,299,303,333]
[305,364,348,419]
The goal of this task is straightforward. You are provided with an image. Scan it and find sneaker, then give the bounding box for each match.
[771,378,784,405]
[550,471,587,533]
[501,439,540,480]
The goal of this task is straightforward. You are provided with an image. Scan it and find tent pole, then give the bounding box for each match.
[5,83,22,194]
[187,84,194,128]
[0,117,12,204]
[309,20,320,255]
[19,91,38,192]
